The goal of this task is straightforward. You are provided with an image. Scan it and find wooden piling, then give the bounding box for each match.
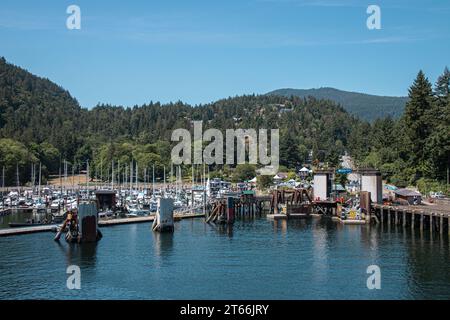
[420,213,424,231]
[388,208,391,227]
[380,207,384,225]
[411,211,415,229]
[430,213,433,234]
[440,214,443,235]
[447,215,450,240]
[402,210,406,227]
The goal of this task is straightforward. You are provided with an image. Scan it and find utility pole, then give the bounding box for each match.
[38,162,41,198]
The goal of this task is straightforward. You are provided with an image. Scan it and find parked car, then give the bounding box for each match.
[430,192,445,199]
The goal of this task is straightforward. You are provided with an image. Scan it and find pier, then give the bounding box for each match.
[372,203,450,235]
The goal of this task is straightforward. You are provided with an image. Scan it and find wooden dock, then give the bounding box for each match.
[372,203,450,235]
[0,213,205,237]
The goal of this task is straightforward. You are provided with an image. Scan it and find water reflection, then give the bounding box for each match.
[272,218,287,234]
[152,231,174,258]
[55,241,98,268]
[210,223,232,237]
[312,221,329,283]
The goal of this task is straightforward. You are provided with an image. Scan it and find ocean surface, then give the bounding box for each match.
[0,217,449,300]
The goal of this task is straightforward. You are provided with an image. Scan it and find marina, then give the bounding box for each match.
[0,166,449,300]
[1,167,449,236]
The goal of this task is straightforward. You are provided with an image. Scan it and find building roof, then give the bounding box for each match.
[274,172,288,179]
[394,189,421,197]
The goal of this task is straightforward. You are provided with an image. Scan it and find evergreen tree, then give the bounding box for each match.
[435,67,450,98]
[279,132,301,169]
[403,71,434,180]
[425,67,450,181]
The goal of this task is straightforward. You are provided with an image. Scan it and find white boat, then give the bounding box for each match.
[50,199,63,210]
[173,199,184,209]
[32,199,46,210]
[126,212,138,218]
[126,203,150,217]
[99,210,114,218]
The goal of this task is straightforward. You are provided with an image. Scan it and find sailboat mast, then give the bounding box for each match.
[191,165,194,210]
[16,163,20,191]
[38,162,41,197]
[118,160,121,192]
[129,161,133,192]
[59,159,62,197]
[72,157,75,191]
[144,167,147,194]
[111,160,114,190]
[86,160,90,198]
[152,165,155,196]
[30,163,33,193]
[163,166,166,197]
[135,162,138,191]
[203,163,206,216]
[125,164,128,192]
[175,166,178,197]
[2,166,5,199]
[170,162,173,188]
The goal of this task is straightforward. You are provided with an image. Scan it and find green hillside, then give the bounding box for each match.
[268,87,408,121]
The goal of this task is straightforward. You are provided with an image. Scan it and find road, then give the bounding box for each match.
[341,155,359,182]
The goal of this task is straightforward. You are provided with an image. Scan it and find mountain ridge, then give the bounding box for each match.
[267,87,408,121]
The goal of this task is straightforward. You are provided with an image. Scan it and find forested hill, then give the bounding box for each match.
[1,57,448,191]
[0,57,367,183]
[267,87,408,121]
[0,57,83,153]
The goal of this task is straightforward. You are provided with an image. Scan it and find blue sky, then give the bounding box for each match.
[0,0,449,108]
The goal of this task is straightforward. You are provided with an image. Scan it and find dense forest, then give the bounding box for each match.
[0,57,448,193]
[268,87,408,121]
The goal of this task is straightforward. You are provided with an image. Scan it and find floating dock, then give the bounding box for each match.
[0,224,59,236]
[267,213,311,220]
[332,216,366,225]
[0,213,205,237]
[99,216,155,227]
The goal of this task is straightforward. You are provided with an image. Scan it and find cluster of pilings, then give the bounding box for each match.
[206,193,263,224]
[236,193,262,218]
[270,189,313,215]
[373,204,450,236]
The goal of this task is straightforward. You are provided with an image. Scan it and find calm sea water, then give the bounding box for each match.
[0,217,449,300]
